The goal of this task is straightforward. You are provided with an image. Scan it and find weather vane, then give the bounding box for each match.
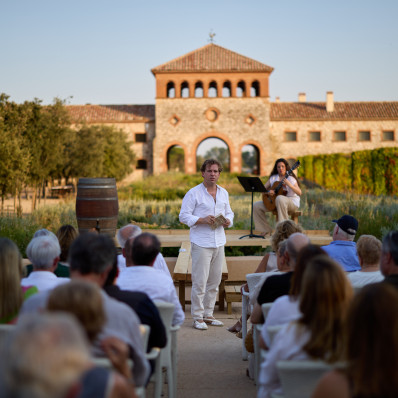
[208,30,216,43]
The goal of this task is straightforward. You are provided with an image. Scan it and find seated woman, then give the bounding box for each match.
[0,312,136,398]
[47,280,135,382]
[0,237,38,324]
[253,245,326,345]
[257,255,353,398]
[228,219,303,333]
[312,282,398,398]
[56,224,78,266]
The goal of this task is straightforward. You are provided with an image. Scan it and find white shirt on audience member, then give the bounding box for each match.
[117,253,172,278]
[20,271,69,292]
[347,270,383,288]
[262,295,301,347]
[116,266,185,326]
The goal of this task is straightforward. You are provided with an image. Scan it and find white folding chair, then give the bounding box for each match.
[261,302,273,321]
[267,325,283,348]
[276,360,334,398]
[241,289,250,360]
[153,301,176,398]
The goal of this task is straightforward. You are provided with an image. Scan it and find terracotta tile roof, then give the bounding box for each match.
[271,102,398,121]
[151,43,273,74]
[67,105,155,123]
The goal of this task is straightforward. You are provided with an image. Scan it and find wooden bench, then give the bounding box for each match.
[225,286,242,314]
[272,210,302,224]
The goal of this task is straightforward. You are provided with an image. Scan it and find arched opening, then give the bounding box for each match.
[181,81,189,98]
[208,81,218,98]
[167,145,185,172]
[241,144,260,175]
[194,81,204,98]
[196,137,230,172]
[167,82,175,98]
[250,81,260,97]
[222,81,231,97]
[236,81,246,97]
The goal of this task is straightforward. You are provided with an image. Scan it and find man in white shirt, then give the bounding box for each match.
[116,224,172,278]
[179,159,234,330]
[21,235,69,292]
[116,233,185,326]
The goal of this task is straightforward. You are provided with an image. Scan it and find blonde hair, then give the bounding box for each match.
[0,238,24,322]
[47,280,106,343]
[356,234,382,266]
[271,219,303,252]
[299,255,353,363]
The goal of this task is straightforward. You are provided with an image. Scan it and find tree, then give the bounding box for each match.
[168,146,185,171]
[204,147,230,171]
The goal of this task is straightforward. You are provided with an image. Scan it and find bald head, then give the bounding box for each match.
[117,224,142,249]
[286,232,310,270]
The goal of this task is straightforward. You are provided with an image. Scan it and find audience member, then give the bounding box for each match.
[380,230,398,290]
[321,215,360,271]
[257,255,353,398]
[117,224,171,277]
[0,237,38,324]
[56,224,78,264]
[0,312,137,398]
[117,233,185,326]
[21,235,69,291]
[259,245,326,347]
[347,234,383,288]
[20,232,150,387]
[312,283,398,398]
[103,253,167,351]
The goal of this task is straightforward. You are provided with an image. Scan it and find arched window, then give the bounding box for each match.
[167,82,175,98]
[251,81,260,97]
[241,144,260,175]
[208,81,218,98]
[167,145,185,172]
[194,81,204,98]
[196,137,230,172]
[181,81,189,98]
[222,81,231,97]
[236,81,246,97]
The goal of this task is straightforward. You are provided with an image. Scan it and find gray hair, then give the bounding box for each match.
[334,224,355,242]
[277,239,288,257]
[27,236,61,270]
[33,228,58,240]
[0,313,90,398]
[117,224,142,248]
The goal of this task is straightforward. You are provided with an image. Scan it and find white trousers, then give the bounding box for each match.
[191,243,224,320]
[253,196,298,233]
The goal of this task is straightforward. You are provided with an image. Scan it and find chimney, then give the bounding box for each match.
[298,93,306,102]
[326,91,334,112]
[275,97,280,103]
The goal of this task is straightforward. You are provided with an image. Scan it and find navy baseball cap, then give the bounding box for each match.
[332,215,358,235]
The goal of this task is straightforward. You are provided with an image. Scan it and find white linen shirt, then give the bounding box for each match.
[20,271,69,292]
[179,183,234,248]
[116,266,185,326]
[117,253,172,278]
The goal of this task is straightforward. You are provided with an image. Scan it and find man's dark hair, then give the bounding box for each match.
[200,159,223,173]
[383,231,398,265]
[68,232,116,275]
[131,233,160,266]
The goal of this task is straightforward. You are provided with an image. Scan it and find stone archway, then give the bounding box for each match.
[167,145,185,172]
[196,137,230,172]
[241,144,260,174]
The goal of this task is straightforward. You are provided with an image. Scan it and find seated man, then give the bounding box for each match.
[321,215,360,272]
[117,224,171,278]
[20,232,150,387]
[21,235,69,292]
[380,230,398,290]
[348,234,383,288]
[117,233,185,327]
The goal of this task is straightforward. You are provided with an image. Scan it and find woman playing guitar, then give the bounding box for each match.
[253,158,301,236]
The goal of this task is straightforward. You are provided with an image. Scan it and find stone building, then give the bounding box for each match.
[68,43,398,182]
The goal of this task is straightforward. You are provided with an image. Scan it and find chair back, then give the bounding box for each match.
[261,302,273,322]
[139,324,150,352]
[276,360,333,398]
[267,325,283,347]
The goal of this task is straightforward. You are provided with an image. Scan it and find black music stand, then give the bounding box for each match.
[237,176,267,239]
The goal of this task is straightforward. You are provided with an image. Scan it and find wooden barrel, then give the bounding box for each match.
[75,178,119,237]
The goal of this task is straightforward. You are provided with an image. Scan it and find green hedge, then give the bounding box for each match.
[298,147,398,196]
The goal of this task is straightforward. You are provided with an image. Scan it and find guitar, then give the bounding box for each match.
[262,160,301,212]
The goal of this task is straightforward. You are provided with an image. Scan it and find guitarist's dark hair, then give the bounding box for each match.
[270,158,300,186]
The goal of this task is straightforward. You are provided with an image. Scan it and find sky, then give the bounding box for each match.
[1,0,397,106]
